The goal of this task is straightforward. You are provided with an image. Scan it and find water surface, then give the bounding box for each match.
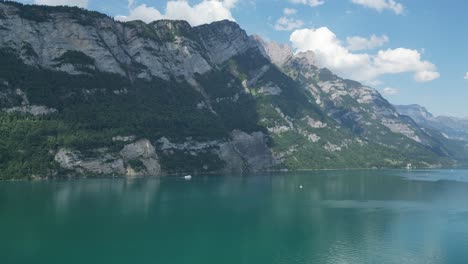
[2,170,468,264]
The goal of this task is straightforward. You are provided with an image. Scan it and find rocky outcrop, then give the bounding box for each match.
[1,87,57,115]
[4,105,57,115]
[54,149,126,175]
[120,139,161,176]
[54,139,161,177]
[252,35,293,66]
[218,130,277,173]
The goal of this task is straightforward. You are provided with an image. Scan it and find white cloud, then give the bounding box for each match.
[290,27,372,81]
[346,34,389,51]
[414,71,440,82]
[351,0,404,14]
[283,8,298,15]
[290,27,439,83]
[116,0,237,26]
[275,16,304,31]
[115,4,163,23]
[34,0,88,7]
[290,0,325,7]
[382,87,399,95]
[464,72,468,80]
[374,48,440,82]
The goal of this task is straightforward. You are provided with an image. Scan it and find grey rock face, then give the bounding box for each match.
[292,51,317,67]
[195,20,254,65]
[120,139,161,176]
[4,105,57,115]
[252,35,293,66]
[283,53,428,145]
[218,130,277,173]
[54,139,161,177]
[0,4,254,81]
[395,104,434,123]
[54,149,126,175]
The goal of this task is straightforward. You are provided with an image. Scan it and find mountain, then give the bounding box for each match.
[395,104,468,143]
[0,2,464,179]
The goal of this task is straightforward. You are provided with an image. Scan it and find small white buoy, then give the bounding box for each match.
[299,185,303,189]
[184,175,192,180]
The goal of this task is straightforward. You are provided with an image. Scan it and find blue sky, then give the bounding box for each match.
[14,0,468,117]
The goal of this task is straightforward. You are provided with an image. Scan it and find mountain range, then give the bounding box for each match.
[0,1,466,179]
[395,104,468,142]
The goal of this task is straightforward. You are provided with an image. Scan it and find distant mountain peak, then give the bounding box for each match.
[292,51,317,66]
[251,35,293,66]
[395,104,434,121]
[395,104,468,142]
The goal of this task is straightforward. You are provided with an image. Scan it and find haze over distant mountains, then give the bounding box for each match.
[395,104,468,142]
[0,2,467,179]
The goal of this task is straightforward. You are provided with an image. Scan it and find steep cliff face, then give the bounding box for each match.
[0,2,259,81]
[0,2,279,178]
[0,2,460,179]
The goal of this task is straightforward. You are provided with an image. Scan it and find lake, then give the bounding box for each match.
[2,170,468,264]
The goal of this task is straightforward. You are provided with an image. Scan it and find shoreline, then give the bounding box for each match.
[1,164,467,182]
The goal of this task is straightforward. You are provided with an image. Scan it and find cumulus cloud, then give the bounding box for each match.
[116,0,237,26]
[290,0,325,7]
[274,7,303,31]
[464,72,468,80]
[283,8,298,15]
[351,0,404,14]
[414,71,440,82]
[115,4,163,23]
[374,48,440,82]
[346,34,389,51]
[274,17,304,31]
[382,87,399,95]
[290,27,439,83]
[34,0,88,7]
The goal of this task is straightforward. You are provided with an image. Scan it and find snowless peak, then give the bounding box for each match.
[251,35,293,66]
[292,51,317,66]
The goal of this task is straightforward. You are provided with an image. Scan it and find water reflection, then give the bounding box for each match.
[52,178,161,216]
[1,170,468,264]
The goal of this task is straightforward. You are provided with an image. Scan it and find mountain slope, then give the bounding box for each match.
[256,39,459,163]
[396,104,468,142]
[395,104,468,163]
[0,2,458,179]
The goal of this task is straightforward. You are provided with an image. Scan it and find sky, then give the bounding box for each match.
[12,0,468,117]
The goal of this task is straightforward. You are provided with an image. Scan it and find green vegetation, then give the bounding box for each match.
[0,48,249,179]
[0,113,58,179]
[159,150,225,174]
[3,1,108,25]
[53,50,95,66]
[21,42,38,58]
[127,159,145,172]
[125,20,192,43]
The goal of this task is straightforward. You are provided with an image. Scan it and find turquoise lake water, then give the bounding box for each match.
[2,170,468,264]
